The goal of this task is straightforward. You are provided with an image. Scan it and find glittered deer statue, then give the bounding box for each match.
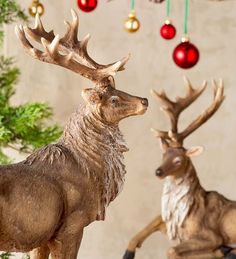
[123,79,236,259]
[0,10,148,259]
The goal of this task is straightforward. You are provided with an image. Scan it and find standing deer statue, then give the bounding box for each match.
[123,78,236,259]
[0,9,148,259]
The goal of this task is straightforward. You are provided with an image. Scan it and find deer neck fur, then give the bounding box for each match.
[59,105,128,219]
[162,161,202,241]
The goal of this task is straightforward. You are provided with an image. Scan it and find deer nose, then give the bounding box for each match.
[141,98,148,107]
[155,168,164,177]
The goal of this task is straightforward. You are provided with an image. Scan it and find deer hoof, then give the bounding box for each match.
[225,253,236,259]
[123,250,135,259]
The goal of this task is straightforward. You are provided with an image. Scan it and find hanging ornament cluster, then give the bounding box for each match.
[172,0,199,69]
[28,0,44,17]
[77,0,97,12]
[124,0,140,33]
[78,0,199,69]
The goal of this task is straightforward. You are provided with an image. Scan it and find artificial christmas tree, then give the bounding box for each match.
[0,56,62,164]
[0,0,61,164]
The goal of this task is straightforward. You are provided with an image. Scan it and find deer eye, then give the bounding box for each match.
[110,96,119,105]
[173,156,183,165]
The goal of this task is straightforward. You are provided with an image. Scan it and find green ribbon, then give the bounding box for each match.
[131,0,135,11]
[167,0,170,18]
[184,0,189,34]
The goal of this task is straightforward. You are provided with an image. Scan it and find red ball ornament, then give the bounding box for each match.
[160,20,176,40]
[77,0,97,12]
[173,38,199,69]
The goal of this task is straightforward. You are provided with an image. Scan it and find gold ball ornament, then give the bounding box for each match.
[124,12,140,33]
[28,0,45,17]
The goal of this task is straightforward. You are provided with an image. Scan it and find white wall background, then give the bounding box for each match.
[4,0,236,258]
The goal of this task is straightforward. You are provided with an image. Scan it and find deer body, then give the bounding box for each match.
[5,10,148,259]
[0,103,128,252]
[162,159,236,247]
[123,79,236,259]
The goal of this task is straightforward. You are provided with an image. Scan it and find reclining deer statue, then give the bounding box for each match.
[0,9,148,259]
[123,78,236,259]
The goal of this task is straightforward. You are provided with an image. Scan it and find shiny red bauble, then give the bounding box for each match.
[173,40,199,69]
[77,0,97,12]
[160,22,176,40]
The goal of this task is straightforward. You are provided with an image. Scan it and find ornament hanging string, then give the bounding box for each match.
[167,0,170,18]
[131,0,135,11]
[184,0,189,35]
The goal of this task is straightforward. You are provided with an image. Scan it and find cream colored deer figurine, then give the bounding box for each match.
[0,10,148,259]
[123,79,236,259]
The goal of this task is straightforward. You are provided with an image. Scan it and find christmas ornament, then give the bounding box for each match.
[160,20,176,40]
[77,0,97,12]
[160,0,176,40]
[173,37,199,69]
[124,0,140,33]
[173,0,199,69]
[28,0,44,17]
[124,12,140,33]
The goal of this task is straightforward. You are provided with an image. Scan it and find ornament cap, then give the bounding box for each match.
[165,19,172,25]
[181,35,190,43]
[128,10,136,18]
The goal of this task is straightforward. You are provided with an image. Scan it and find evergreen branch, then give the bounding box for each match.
[0,252,13,259]
[0,0,28,26]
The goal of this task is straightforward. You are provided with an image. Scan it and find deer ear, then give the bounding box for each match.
[108,76,116,88]
[81,88,102,104]
[186,146,204,157]
[159,138,169,152]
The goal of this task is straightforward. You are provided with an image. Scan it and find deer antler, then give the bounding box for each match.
[15,9,129,86]
[152,78,225,147]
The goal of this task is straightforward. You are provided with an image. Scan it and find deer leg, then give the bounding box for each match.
[48,229,84,259]
[30,244,50,259]
[48,210,91,259]
[167,238,224,259]
[123,215,166,259]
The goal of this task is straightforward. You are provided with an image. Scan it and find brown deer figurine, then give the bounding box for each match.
[0,10,148,259]
[123,78,236,259]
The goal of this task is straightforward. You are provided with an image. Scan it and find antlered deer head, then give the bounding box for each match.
[15,10,148,126]
[152,78,224,179]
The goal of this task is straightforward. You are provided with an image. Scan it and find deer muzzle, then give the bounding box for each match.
[141,98,148,106]
[136,97,148,115]
[155,167,165,178]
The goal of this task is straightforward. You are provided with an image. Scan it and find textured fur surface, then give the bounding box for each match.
[25,104,129,221]
[161,164,198,241]
[59,105,128,214]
